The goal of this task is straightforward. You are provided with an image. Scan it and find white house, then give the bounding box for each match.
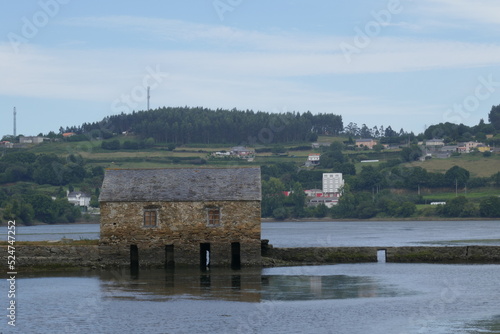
[304,189,323,197]
[213,151,231,157]
[309,197,339,208]
[19,136,45,144]
[425,139,445,147]
[322,173,344,195]
[307,153,321,165]
[231,146,254,157]
[67,191,91,207]
[458,141,485,153]
[0,141,13,148]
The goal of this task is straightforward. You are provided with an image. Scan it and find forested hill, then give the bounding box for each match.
[74,107,343,144]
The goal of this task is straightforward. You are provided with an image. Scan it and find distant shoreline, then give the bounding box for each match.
[4,217,498,227]
[261,217,499,223]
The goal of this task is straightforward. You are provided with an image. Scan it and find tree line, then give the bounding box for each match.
[51,104,500,149]
[0,151,104,225]
[70,107,344,145]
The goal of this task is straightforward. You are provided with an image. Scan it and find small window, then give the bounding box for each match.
[144,210,158,227]
[207,207,220,226]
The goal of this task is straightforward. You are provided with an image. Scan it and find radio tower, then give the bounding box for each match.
[13,107,16,137]
[147,86,150,111]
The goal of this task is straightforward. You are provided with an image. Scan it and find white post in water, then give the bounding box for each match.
[377,249,386,263]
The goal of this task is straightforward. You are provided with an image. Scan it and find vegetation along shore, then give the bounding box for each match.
[1,105,499,224]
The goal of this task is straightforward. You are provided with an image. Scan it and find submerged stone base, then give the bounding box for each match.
[99,241,261,267]
[2,244,500,269]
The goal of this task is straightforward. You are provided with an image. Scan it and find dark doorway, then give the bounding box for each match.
[200,243,211,270]
[130,245,139,268]
[231,242,241,269]
[165,245,175,268]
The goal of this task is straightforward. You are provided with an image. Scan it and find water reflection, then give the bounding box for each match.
[13,264,500,334]
[95,267,407,303]
[99,267,262,302]
[261,275,400,301]
[465,315,500,333]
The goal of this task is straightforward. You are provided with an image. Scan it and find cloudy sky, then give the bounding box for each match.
[1,0,500,137]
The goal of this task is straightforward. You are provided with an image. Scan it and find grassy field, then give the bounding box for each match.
[405,153,500,177]
[421,187,500,201]
[24,137,500,179]
[316,135,348,144]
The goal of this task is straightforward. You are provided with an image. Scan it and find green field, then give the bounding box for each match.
[421,187,500,201]
[23,136,500,180]
[405,153,500,177]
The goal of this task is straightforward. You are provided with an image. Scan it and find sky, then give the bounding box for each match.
[1,0,500,137]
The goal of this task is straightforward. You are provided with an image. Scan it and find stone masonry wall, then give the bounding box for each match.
[0,245,101,268]
[100,200,261,266]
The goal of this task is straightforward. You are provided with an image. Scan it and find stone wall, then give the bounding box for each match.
[100,200,261,266]
[265,247,377,265]
[265,246,500,265]
[0,245,101,269]
[386,246,500,263]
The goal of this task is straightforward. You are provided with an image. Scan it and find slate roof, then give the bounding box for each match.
[99,167,261,202]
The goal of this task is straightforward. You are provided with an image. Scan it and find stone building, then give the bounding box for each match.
[99,167,262,268]
[355,138,377,149]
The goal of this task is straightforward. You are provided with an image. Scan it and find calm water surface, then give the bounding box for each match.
[3,220,500,246]
[1,264,499,334]
[1,221,499,333]
[262,220,500,247]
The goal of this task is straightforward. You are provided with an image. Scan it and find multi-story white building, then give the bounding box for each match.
[322,173,344,194]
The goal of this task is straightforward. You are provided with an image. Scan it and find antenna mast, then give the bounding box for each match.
[13,107,16,137]
[147,86,150,111]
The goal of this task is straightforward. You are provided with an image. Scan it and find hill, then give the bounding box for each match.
[1,104,500,223]
[70,106,343,145]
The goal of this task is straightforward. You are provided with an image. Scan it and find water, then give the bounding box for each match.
[1,264,499,333]
[0,223,100,242]
[1,221,500,333]
[3,220,500,246]
[262,220,500,247]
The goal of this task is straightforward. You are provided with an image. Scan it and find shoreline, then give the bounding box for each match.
[261,217,500,223]
[2,217,498,227]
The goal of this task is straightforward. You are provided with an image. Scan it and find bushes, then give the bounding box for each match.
[102,138,155,150]
[330,189,419,219]
[436,196,480,217]
[101,139,120,150]
[480,196,500,217]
